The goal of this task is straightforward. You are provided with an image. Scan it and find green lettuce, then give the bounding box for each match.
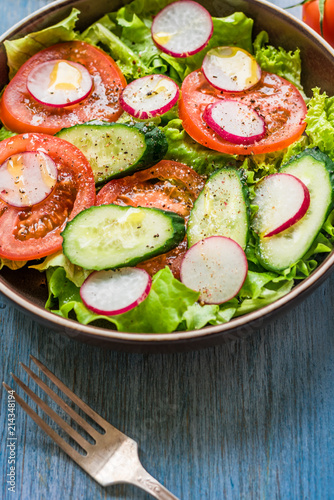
[253,31,303,92]
[81,0,254,83]
[4,9,80,79]
[305,88,334,160]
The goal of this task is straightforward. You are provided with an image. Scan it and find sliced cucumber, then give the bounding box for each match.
[187,168,249,249]
[62,204,185,270]
[256,148,334,271]
[57,122,168,186]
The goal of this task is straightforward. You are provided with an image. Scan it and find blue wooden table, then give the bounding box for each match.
[1,1,334,499]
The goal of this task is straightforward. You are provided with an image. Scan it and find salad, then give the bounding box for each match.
[0,0,334,334]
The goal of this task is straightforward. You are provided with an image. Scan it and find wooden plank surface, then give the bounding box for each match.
[1,1,334,499]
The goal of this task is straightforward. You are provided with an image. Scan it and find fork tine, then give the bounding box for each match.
[20,362,102,442]
[30,355,110,431]
[11,373,90,453]
[2,382,82,465]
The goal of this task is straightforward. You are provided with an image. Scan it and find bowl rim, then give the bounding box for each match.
[0,0,334,344]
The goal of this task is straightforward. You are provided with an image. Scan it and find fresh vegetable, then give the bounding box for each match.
[256,149,334,271]
[187,168,249,249]
[151,0,213,57]
[57,122,168,185]
[26,59,93,107]
[0,134,95,261]
[203,100,266,145]
[302,0,334,48]
[80,267,152,315]
[96,160,204,279]
[0,151,57,207]
[120,74,179,119]
[0,41,126,135]
[179,70,307,155]
[201,46,261,92]
[1,0,334,335]
[180,236,248,304]
[252,173,310,238]
[62,204,186,270]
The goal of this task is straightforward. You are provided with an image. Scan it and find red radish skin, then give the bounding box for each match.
[180,236,248,304]
[203,100,266,145]
[27,59,93,108]
[151,0,213,58]
[80,268,152,316]
[253,173,311,238]
[202,47,261,92]
[0,151,57,207]
[120,74,180,119]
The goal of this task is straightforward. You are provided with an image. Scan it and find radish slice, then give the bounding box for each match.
[80,267,152,316]
[252,173,311,238]
[0,151,57,207]
[120,74,179,119]
[151,0,213,57]
[203,99,266,145]
[27,59,93,107]
[180,236,248,304]
[202,46,261,92]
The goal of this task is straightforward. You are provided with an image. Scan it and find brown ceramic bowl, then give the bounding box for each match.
[0,0,334,352]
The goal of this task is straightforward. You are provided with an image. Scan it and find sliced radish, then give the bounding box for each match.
[27,59,93,107]
[180,236,248,304]
[0,151,57,207]
[151,0,213,58]
[80,267,152,316]
[203,99,266,145]
[120,74,179,119]
[252,173,311,238]
[202,46,261,92]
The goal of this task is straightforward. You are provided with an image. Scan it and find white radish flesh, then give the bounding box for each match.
[203,99,266,145]
[119,74,179,119]
[27,59,93,107]
[180,236,248,304]
[202,46,261,92]
[80,267,152,316]
[151,0,213,57]
[252,173,311,238]
[0,151,57,207]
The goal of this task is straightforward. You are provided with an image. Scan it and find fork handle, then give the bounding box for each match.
[131,463,179,500]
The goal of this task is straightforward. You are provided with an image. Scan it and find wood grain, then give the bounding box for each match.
[1,1,334,499]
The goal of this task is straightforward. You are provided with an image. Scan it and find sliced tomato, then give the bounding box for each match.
[0,41,127,135]
[96,160,204,279]
[179,70,307,155]
[0,133,96,261]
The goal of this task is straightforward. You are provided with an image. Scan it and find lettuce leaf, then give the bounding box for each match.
[4,9,80,79]
[253,30,304,93]
[305,87,334,160]
[81,0,254,84]
[46,266,200,333]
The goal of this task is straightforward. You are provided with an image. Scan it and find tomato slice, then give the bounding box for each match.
[179,70,307,155]
[0,41,127,135]
[96,160,205,279]
[0,133,96,261]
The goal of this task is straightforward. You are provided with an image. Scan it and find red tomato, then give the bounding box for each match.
[0,133,96,261]
[302,0,334,48]
[0,41,127,135]
[179,70,307,156]
[96,160,205,279]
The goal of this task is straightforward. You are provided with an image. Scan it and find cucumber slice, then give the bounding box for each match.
[187,168,249,249]
[256,149,334,271]
[62,204,185,270]
[57,122,168,186]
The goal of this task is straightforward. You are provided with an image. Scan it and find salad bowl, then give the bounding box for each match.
[0,0,334,352]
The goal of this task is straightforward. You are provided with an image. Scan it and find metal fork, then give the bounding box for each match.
[3,355,179,500]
